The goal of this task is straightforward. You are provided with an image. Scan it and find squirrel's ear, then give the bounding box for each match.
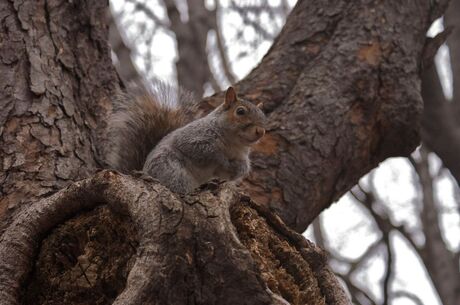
[257,102,264,110]
[224,86,237,108]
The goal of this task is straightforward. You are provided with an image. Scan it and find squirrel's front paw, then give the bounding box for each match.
[200,179,224,191]
[131,170,159,183]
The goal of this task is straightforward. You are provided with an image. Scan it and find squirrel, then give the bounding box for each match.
[108,84,266,194]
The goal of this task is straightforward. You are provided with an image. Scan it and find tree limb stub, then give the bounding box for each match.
[0,171,350,305]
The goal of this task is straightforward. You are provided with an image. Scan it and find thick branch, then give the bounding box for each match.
[204,0,438,232]
[163,0,212,96]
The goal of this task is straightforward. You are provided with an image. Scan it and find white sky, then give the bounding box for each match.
[307,154,459,305]
[110,2,459,304]
[110,0,285,88]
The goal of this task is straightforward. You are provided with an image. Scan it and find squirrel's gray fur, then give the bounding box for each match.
[108,83,266,194]
[108,83,198,173]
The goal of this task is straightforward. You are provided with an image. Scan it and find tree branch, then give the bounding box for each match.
[338,274,375,305]
[212,0,237,84]
[409,147,460,305]
[382,232,393,305]
[352,184,421,254]
[392,290,424,305]
[108,8,145,87]
[202,0,442,232]
[128,0,168,28]
[445,0,460,113]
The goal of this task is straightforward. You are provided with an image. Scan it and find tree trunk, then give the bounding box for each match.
[0,0,118,231]
[0,0,446,304]
[164,0,214,97]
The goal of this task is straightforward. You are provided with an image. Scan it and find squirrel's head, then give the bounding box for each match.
[220,86,266,145]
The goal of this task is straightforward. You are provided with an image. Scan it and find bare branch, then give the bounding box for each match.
[108,8,145,86]
[392,290,424,305]
[347,239,382,276]
[229,1,276,40]
[312,216,326,249]
[338,274,375,305]
[445,0,460,112]
[422,27,453,69]
[354,180,422,254]
[382,233,393,305]
[213,0,237,84]
[127,0,168,28]
[421,7,460,187]
[408,146,460,305]
[163,0,182,29]
[207,64,222,92]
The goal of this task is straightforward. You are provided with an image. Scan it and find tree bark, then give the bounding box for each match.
[0,0,118,228]
[205,0,443,231]
[0,0,446,304]
[1,171,348,305]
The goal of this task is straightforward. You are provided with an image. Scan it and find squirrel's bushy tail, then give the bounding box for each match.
[107,83,198,173]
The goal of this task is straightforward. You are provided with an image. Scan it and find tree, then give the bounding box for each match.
[0,1,449,304]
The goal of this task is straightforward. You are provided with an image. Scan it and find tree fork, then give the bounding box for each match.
[0,171,349,305]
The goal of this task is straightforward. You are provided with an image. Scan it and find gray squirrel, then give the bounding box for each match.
[108,85,266,194]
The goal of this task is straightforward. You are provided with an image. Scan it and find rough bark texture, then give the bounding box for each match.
[0,171,348,305]
[0,0,118,226]
[202,0,440,232]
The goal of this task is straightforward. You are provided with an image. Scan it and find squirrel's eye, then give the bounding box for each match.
[236,107,246,116]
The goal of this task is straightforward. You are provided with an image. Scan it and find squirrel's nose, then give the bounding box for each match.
[255,127,265,137]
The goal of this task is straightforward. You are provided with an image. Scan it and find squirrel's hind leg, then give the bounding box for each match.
[145,158,198,194]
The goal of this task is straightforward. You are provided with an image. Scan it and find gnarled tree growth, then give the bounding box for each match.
[0,0,448,304]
